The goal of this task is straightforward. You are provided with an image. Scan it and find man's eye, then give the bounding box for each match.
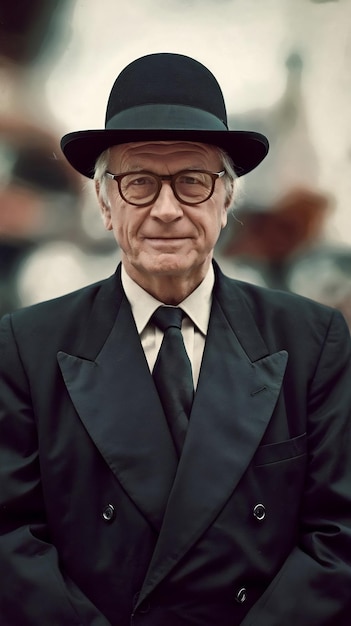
[178,175,200,185]
[130,176,154,186]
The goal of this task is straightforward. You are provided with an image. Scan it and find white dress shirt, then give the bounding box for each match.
[121,264,214,388]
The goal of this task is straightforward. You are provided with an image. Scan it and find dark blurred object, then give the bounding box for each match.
[0,0,68,65]
[224,188,331,263]
[13,145,73,193]
[220,187,332,290]
[0,116,82,241]
[0,115,84,316]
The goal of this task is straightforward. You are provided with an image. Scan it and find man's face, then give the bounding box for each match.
[97,141,228,288]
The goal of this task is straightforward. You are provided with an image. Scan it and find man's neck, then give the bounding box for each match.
[122,262,212,305]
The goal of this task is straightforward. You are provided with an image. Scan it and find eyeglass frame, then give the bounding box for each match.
[104,169,226,207]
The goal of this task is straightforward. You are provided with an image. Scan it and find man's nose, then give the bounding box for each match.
[149,182,183,221]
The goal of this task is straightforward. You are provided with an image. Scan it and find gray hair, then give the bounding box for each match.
[94,144,243,211]
[94,149,110,206]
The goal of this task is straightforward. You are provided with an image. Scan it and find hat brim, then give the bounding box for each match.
[61,128,269,178]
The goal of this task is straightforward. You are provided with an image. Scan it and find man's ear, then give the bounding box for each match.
[95,181,112,231]
[224,180,235,212]
[221,206,228,229]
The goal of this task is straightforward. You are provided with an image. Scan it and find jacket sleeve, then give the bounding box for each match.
[241,309,351,625]
[0,314,111,626]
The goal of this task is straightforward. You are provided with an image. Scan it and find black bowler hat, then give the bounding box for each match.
[61,52,269,178]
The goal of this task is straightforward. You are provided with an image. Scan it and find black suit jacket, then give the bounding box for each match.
[1,263,351,625]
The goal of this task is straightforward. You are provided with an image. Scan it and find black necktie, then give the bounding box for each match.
[152,306,194,456]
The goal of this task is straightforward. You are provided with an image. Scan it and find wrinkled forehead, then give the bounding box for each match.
[108,141,222,171]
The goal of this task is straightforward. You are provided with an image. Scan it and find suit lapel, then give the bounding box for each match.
[137,268,288,605]
[58,270,178,532]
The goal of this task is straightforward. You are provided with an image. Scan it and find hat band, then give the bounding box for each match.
[106,104,228,132]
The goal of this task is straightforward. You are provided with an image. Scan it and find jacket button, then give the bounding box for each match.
[139,601,151,614]
[235,587,247,604]
[132,593,151,615]
[102,504,115,522]
[253,503,266,521]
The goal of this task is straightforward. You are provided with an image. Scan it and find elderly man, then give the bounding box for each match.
[0,53,351,626]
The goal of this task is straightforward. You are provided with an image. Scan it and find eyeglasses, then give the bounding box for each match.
[104,169,225,207]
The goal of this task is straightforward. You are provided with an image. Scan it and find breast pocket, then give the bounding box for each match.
[253,432,307,467]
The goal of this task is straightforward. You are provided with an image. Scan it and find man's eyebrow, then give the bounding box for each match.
[122,164,208,172]
[122,164,144,171]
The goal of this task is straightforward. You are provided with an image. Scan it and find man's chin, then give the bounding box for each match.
[145,261,190,276]
[136,254,196,278]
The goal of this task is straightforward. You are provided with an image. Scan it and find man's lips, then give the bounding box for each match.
[141,236,191,250]
[142,232,191,238]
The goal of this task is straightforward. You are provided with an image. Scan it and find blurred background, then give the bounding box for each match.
[1,0,351,326]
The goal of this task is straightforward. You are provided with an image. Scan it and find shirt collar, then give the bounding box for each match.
[121,263,214,336]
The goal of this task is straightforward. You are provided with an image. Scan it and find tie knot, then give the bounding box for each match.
[152,306,183,332]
